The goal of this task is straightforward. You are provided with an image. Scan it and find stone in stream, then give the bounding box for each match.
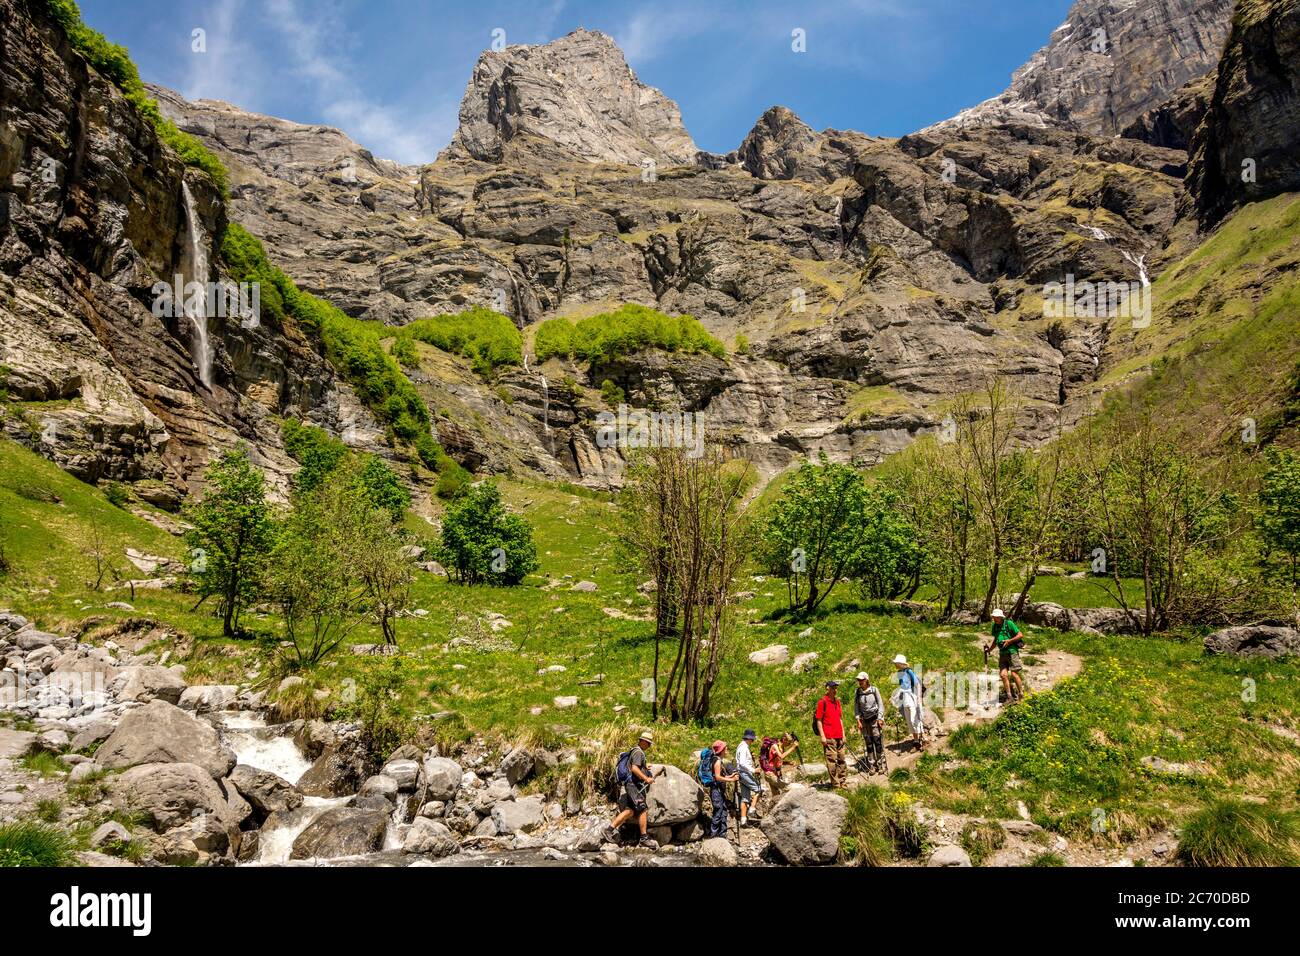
[698,837,738,866]
[644,764,704,827]
[228,764,304,818]
[111,762,245,832]
[402,817,459,857]
[95,700,236,779]
[290,807,389,860]
[358,773,400,804]
[423,756,463,801]
[381,758,421,791]
[761,788,847,866]
[297,740,368,797]
[178,684,239,714]
[492,795,546,835]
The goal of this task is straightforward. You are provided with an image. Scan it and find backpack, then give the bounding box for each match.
[759,737,775,773]
[856,687,880,722]
[615,749,634,785]
[696,747,715,786]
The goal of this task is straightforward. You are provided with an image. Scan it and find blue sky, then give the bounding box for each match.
[80,0,1073,164]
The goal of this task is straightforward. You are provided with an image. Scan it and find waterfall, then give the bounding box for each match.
[180,181,213,387]
[1122,250,1150,288]
[540,373,551,439]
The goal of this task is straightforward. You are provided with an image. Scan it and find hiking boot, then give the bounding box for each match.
[637,836,659,851]
[601,825,620,844]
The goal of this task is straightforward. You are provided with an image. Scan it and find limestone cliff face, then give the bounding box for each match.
[150,22,1191,489]
[444,29,699,168]
[1182,0,1300,227]
[923,0,1233,138]
[0,0,378,495]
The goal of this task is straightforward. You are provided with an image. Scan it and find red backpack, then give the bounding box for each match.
[759,737,776,773]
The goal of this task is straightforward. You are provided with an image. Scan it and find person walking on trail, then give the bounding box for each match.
[892,655,926,751]
[699,740,739,838]
[985,608,1025,703]
[814,680,847,788]
[759,732,796,798]
[735,730,763,826]
[853,671,886,771]
[604,731,659,848]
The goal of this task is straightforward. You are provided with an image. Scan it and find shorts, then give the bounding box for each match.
[999,649,1023,671]
[737,769,760,805]
[618,780,647,813]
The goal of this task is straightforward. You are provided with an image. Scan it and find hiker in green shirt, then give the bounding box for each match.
[984,609,1025,702]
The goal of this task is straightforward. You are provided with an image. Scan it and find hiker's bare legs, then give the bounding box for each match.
[999,667,1012,699]
[1010,670,1025,698]
[610,808,633,830]
[636,810,647,837]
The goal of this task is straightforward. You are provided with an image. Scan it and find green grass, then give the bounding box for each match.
[532,304,726,364]
[405,308,522,376]
[1176,799,1300,867]
[0,820,77,867]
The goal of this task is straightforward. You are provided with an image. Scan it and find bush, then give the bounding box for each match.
[599,379,625,407]
[959,820,1007,865]
[1029,851,1066,866]
[222,225,431,453]
[434,454,472,500]
[405,308,522,376]
[840,787,929,865]
[533,305,725,364]
[735,334,750,355]
[1176,800,1300,867]
[102,481,130,509]
[391,333,419,368]
[438,480,538,585]
[0,820,76,867]
[42,1,228,194]
[281,418,349,495]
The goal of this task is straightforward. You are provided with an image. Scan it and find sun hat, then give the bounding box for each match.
[856,671,870,681]
[743,729,756,741]
[712,740,727,754]
[992,608,1006,618]
[892,654,908,665]
[638,730,654,744]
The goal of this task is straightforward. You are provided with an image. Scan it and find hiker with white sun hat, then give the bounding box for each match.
[984,608,1025,703]
[892,654,926,751]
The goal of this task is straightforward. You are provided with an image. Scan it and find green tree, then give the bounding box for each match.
[183,448,276,638]
[760,453,871,617]
[854,483,924,600]
[356,455,410,523]
[1260,448,1300,588]
[438,481,538,585]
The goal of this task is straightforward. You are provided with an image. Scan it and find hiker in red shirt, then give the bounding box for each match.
[814,679,847,788]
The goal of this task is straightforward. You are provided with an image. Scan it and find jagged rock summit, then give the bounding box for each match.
[921,0,1234,137]
[444,28,699,167]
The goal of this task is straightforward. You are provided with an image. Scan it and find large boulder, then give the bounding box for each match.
[228,764,304,818]
[95,700,236,779]
[111,762,243,832]
[1205,625,1300,659]
[290,807,388,860]
[749,645,789,665]
[645,764,704,827]
[178,685,239,714]
[423,756,463,801]
[761,788,847,865]
[927,844,972,867]
[698,836,738,866]
[491,795,545,835]
[297,741,368,798]
[109,665,187,704]
[402,817,459,857]
[0,728,36,759]
[500,747,535,785]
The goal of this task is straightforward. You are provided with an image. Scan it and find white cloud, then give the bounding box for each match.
[259,0,453,163]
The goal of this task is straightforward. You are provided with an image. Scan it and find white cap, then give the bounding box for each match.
[856,672,869,681]
[992,609,1006,618]
[892,654,908,665]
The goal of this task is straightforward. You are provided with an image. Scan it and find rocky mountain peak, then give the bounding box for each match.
[921,0,1234,137]
[444,28,699,167]
[736,105,873,183]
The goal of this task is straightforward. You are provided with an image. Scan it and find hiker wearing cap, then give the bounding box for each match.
[735,730,762,826]
[892,655,925,751]
[984,609,1025,702]
[759,732,796,798]
[854,672,886,772]
[700,740,739,838]
[814,680,847,788]
[605,731,659,849]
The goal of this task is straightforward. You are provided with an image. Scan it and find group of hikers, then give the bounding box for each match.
[604,610,1027,848]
